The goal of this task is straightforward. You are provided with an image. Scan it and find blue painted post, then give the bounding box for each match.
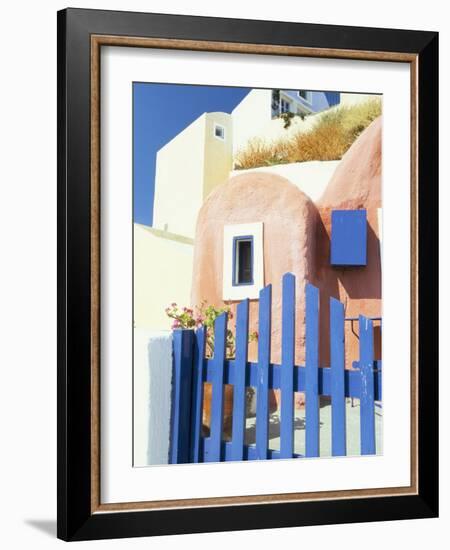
[330,297,346,456]
[256,284,272,460]
[305,284,320,457]
[190,326,206,463]
[359,315,376,455]
[230,299,249,461]
[169,329,195,464]
[280,273,295,459]
[204,312,228,463]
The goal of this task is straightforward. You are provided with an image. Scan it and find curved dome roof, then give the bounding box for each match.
[318,116,382,209]
[197,171,314,230]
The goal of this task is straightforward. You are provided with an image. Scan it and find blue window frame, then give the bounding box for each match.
[232,236,254,286]
[331,209,367,266]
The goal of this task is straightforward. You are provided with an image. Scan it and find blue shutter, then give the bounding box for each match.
[331,209,367,266]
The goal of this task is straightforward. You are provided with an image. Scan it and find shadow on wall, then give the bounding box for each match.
[311,210,382,368]
[335,222,381,301]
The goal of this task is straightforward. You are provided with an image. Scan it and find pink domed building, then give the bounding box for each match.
[191,116,382,409]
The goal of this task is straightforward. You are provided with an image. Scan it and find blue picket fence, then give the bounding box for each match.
[169,273,382,464]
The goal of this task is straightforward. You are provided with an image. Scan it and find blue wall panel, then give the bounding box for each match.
[331,209,367,266]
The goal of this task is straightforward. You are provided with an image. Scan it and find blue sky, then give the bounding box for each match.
[133,83,250,226]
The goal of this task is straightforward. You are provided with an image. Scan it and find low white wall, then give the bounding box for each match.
[230,160,340,203]
[133,329,173,467]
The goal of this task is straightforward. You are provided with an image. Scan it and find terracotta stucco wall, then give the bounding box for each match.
[315,116,382,368]
[191,116,382,374]
[191,172,318,365]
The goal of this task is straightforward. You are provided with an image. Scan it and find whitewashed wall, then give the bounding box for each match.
[152,114,206,237]
[340,92,380,106]
[152,112,232,238]
[133,330,173,467]
[232,89,272,155]
[133,224,194,330]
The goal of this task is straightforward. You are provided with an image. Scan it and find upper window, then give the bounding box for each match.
[233,236,254,286]
[298,90,312,103]
[280,98,291,114]
[214,124,225,140]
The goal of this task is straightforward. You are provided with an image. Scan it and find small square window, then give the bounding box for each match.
[233,236,254,286]
[214,124,225,140]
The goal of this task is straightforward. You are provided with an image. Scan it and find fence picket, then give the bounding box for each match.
[305,284,320,457]
[169,329,195,464]
[330,297,346,456]
[256,284,272,460]
[170,276,382,465]
[204,312,228,463]
[359,315,376,455]
[230,299,249,461]
[190,326,206,463]
[280,273,295,458]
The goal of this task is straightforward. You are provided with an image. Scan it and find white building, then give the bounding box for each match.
[152,112,233,239]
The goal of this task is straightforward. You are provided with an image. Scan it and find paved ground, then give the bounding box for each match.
[244,398,383,457]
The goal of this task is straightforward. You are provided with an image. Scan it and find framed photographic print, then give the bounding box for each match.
[57,8,438,541]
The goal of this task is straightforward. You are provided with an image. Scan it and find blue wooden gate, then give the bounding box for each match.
[169,273,382,464]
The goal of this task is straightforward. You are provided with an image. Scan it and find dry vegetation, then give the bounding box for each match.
[234,98,382,170]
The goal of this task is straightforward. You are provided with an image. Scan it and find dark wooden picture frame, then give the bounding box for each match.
[57,7,438,541]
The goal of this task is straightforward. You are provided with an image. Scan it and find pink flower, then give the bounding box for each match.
[171,302,177,307]
[172,320,181,329]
